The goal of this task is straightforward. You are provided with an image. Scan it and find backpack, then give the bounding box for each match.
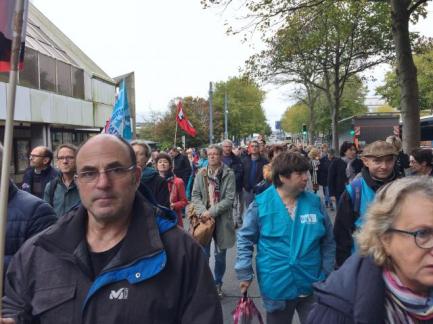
[347,178,362,219]
[47,177,59,207]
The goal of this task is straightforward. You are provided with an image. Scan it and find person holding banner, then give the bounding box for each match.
[1,134,222,324]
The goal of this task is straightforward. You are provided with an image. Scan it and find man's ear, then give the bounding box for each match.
[361,157,369,168]
[133,166,142,187]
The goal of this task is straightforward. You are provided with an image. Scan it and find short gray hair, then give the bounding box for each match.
[356,176,433,267]
[207,144,223,156]
[130,140,151,159]
[222,139,233,147]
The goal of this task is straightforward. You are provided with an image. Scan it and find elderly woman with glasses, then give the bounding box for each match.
[308,176,433,323]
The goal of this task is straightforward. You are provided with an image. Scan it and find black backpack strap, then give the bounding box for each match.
[48,177,59,207]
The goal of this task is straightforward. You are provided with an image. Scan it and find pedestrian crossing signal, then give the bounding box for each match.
[302,124,307,135]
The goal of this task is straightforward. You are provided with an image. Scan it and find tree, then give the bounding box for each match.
[377,45,433,113]
[280,102,309,135]
[212,76,270,142]
[243,1,393,150]
[203,0,431,152]
[386,0,430,153]
[137,97,211,149]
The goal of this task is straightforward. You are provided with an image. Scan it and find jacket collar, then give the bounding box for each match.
[314,254,385,322]
[35,193,165,275]
[362,167,397,192]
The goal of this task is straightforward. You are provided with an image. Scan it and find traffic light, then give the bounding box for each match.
[349,128,355,136]
[302,124,307,135]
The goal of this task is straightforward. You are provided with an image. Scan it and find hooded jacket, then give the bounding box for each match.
[3,193,222,324]
[307,254,385,324]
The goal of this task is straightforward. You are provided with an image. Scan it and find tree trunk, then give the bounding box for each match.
[307,88,316,144]
[391,0,420,153]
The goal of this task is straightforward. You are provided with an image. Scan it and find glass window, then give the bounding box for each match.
[19,47,39,89]
[39,53,56,92]
[57,60,71,96]
[71,66,84,99]
[0,72,8,83]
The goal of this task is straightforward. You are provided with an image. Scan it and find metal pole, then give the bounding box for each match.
[174,120,178,147]
[0,0,26,311]
[224,90,228,140]
[209,82,213,144]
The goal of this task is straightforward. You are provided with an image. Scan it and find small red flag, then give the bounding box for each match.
[0,0,29,72]
[176,100,197,137]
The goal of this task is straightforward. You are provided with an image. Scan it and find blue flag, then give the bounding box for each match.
[108,80,132,140]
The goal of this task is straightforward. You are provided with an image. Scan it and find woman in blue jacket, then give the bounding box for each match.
[235,152,335,324]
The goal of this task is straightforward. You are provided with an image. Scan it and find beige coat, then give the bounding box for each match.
[191,164,236,249]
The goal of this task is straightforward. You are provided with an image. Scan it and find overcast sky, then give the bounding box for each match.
[31,0,432,130]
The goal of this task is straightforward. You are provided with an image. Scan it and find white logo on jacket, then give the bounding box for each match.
[109,288,129,300]
[300,214,317,224]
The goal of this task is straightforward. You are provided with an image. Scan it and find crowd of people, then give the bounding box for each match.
[1,133,433,323]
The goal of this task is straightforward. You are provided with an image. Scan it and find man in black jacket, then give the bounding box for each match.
[170,147,191,187]
[222,139,244,226]
[333,141,398,267]
[2,134,222,324]
[131,140,169,207]
[21,145,58,199]
[241,140,268,211]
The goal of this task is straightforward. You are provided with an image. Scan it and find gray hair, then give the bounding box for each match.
[356,176,433,267]
[130,139,151,159]
[207,144,223,156]
[222,139,233,147]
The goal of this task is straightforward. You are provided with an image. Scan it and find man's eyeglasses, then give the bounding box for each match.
[75,165,135,183]
[57,156,75,161]
[387,228,433,249]
[29,154,46,159]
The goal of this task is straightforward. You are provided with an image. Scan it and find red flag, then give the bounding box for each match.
[176,100,197,137]
[0,0,29,72]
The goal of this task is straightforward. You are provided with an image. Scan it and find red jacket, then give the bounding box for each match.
[167,176,188,227]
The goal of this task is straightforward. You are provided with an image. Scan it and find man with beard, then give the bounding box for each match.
[22,146,58,198]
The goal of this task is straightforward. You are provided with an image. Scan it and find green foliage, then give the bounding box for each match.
[212,76,270,141]
[281,103,308,134]
[376,47,433,112]
[137,97,212,148]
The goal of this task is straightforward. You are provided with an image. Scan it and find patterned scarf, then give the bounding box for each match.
[207,165,223,206]
[383,268,433,324]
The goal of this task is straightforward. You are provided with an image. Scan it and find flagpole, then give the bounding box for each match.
[174,120,178,147]
[0,0,26,310]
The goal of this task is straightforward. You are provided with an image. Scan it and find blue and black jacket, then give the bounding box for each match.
[3,192,222,323]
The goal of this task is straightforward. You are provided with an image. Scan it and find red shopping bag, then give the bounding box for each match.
[232,292,264,324]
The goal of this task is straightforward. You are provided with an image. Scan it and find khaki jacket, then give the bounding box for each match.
[191,164,236,249]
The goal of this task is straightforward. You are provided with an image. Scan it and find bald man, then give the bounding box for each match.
[2,134,222,324]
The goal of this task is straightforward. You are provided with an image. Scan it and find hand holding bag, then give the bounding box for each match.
[232,292,264,324]
[187,204,215,246]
